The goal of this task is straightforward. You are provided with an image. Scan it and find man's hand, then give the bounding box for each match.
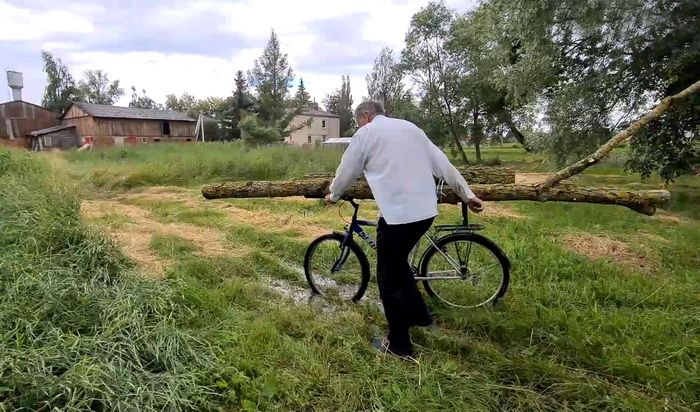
[323,193,337,205]
[467,197,485,213]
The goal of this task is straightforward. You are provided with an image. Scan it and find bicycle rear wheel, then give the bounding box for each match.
[304,233,371,303]
[419,233,509,308]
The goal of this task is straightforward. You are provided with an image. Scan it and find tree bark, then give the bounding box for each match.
[537,79,700,191]
[202,178,670,216]
[304,166,516,184]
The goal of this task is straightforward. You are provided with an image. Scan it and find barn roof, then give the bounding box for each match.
[29,124,76,136]
[65,102,196,122]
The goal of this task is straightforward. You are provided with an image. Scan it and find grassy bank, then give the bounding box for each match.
[0,149,242,410]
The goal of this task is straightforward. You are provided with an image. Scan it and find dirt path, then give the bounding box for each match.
[117,187,330,240]
[81,199,245,277]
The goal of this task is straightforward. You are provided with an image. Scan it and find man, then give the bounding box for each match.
[325,101,485,358]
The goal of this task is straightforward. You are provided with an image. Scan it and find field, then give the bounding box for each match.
[1,143,698,411]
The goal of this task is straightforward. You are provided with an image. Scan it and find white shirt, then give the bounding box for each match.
[329,115,476,225]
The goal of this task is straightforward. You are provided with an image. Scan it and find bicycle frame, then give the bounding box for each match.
[335,199,474,280]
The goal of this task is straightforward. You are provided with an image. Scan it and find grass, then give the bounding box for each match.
[5,143,699,410]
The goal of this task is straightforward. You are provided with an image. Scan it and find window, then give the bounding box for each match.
[307,136,312,144]
[322,120,327,128]
[154,138,161,142]
[162,121,171,136]
[308,119,312,128]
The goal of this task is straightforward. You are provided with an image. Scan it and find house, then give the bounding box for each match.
[0,101,61,149]
[61,102,196,148]
[285,105,340,147]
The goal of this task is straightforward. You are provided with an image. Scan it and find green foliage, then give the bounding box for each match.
[239,115,282,146]
[0,149,238,410]
[323,75,355,136]
[41,51,80,113]
[294,78,311,107]
[129,86,163,109]
[247,30,304,138]
[77,69,124,105]
[402,1,471,163]
[627,95,699,181]
[165,92,197,113]
[229,70,254,141]
[365,48,405,116]
[460,0,699,173]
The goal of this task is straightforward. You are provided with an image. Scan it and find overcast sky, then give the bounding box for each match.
[0,0,476,109]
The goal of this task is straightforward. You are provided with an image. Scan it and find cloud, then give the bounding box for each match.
[1,0,478,108]
[0,1,94,41]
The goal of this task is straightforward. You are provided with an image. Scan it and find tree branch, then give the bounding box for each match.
[536,79,700,191]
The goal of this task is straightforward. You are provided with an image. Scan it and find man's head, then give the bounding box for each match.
[354,101,384,127]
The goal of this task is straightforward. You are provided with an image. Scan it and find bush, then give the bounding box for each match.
[0,149,238,410]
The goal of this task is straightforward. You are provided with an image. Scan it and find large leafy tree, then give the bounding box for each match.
[77,69,124,105]
[366,48,406,116]
[41,51,80,113]
[402,1,471,163]
[460,0,698,177]
[323,75,355,136]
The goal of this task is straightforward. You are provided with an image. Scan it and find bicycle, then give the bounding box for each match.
[304,198,511,308]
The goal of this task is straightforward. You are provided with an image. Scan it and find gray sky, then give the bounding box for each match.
[0,0,476,108]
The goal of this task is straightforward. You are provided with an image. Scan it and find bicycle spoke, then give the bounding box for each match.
[423,236,505,308]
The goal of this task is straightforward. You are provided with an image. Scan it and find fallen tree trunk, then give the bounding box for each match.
[202,178,670,215]
[305,166,516,184]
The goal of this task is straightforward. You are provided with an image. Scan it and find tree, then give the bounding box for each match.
[458,0,699,177]
[402,1,471,164]
[129,86,163,110]
[41,51,80,113]
[227,70,254,140]
[247,30,305,140]
[238,115,281,145]
[294,78,311,107]
[165,93,197,113]
[77,69,124,105]
[323,75,355,136]
[366,48,406,116]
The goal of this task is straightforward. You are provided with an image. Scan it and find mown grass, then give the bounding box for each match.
[9,143,700,410]
[121,189,699,411]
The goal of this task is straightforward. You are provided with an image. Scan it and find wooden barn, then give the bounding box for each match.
[62,102,196,148]
[0,101,60,149]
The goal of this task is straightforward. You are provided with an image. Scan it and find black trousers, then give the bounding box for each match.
[376,216,435,354]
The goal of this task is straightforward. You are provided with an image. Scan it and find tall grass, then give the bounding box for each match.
[63,142,344,189]
[0,149,239,410]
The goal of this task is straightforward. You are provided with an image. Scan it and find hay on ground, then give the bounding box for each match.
[561,232,658,273]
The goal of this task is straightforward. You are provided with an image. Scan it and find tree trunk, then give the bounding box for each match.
[304,166,516,184]
[202,178,670,216]
[499,110,531,152]
[537,79,700,191]
[472,109,483,163]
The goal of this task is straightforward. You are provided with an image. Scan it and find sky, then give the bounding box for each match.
[0,0,476,109]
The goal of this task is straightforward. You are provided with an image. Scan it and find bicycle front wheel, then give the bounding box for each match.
[419,233,509,308]
[304,233,371,303]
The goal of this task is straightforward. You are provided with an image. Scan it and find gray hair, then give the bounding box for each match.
[354,101,385,119]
